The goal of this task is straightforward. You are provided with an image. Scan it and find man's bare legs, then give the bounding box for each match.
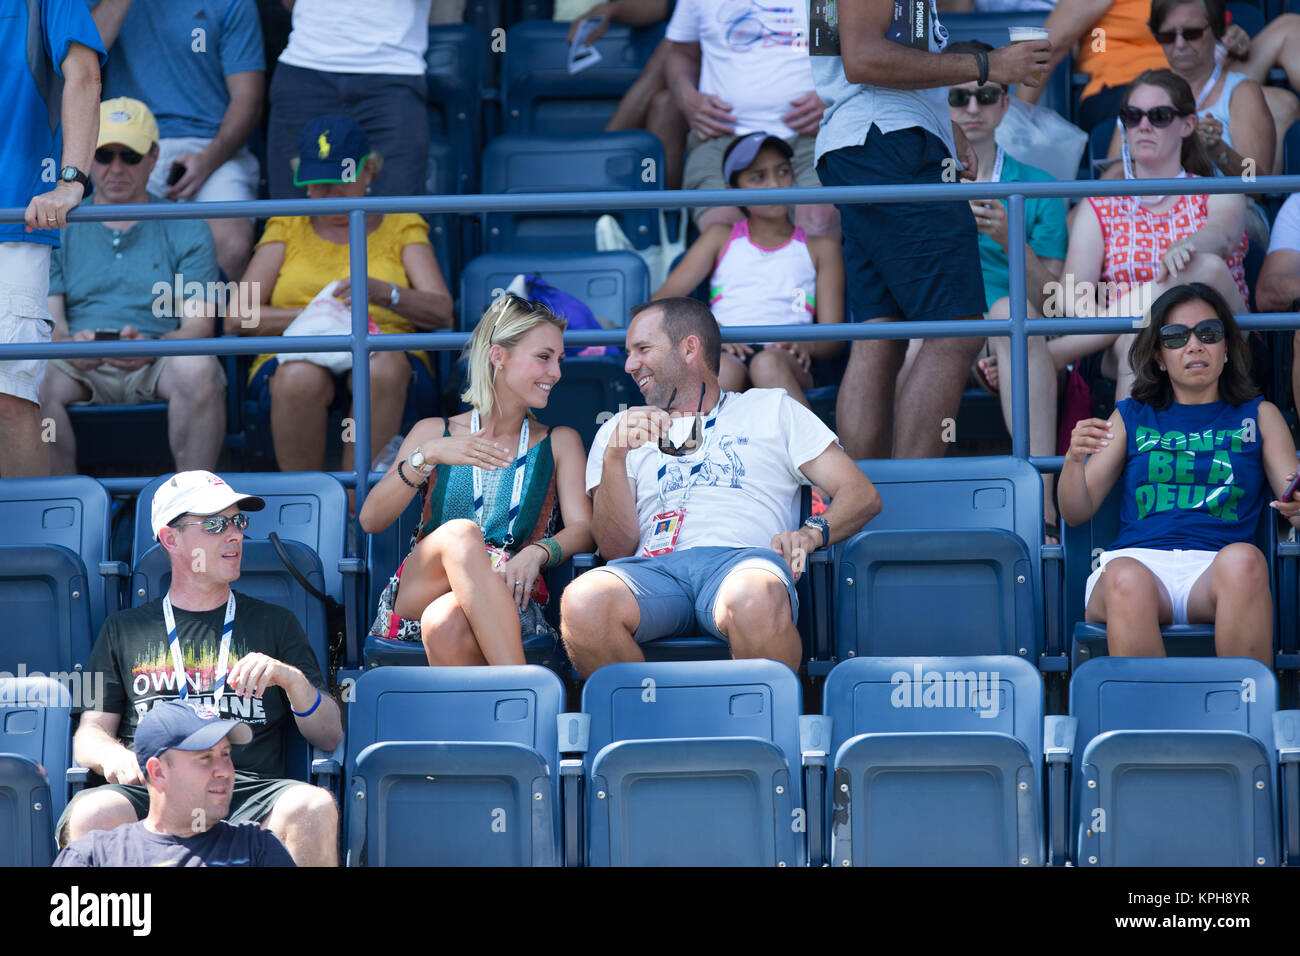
[838,330,907,460]
[36,368,90,475]
[895,326,984,458]
[156,355,226,471]
[561,570,644,677]
[0,394,48,477]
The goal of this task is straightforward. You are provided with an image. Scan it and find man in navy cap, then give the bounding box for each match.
[55,699,295,866]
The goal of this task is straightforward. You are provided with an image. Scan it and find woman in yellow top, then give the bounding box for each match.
[235,115,454,473]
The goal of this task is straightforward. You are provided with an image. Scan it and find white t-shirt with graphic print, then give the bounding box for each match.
[586,388,839,554]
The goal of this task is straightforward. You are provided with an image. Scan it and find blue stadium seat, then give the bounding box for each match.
[343,665,565,866]
[502,21,658,134]
[132,472,360,666]
[1283,120,1300,177]
[424,135,460,289]
[1089,120,1116,178]
[426,25,485,193]
[481,132,665,254]
[1063,657,1298,866]
[1227,1,1267,37]
[458,251,649,448]
[67,403,172,474]
[820,457,1048,673]
[822,656,1045,866]
[0,476,123,640]
[940,12,1073,121]
[0,545,93,676]
[1061,482,1280,669]
[0,676,74,864]
[575,659,806,866]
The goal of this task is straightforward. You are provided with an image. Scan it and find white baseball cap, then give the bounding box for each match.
[151,471,265,539]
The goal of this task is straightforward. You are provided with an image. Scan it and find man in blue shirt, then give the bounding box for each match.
[90,0,265,279]
[1,0,104,478]
[41,97,227,475]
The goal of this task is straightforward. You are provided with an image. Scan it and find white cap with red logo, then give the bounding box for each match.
[150,471,265,539]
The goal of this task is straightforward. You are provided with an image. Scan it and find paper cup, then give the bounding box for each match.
[1009,26,1050,81]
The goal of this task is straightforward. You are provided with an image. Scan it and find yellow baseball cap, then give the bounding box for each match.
[97,97,159,153]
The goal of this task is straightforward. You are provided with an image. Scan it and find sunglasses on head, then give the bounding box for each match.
[1159,318,1225,349]
[948,86,1004,108]
[171,513,250,535]
[1118,105,1187,129]
[1154,25,1208,44]
[658,382,706,457]
[93,147,145,166]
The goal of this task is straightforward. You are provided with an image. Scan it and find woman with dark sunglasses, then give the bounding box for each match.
[1049,70,1248,403]
[1059,283,1299,666]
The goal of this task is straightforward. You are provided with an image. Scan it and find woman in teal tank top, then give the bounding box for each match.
[359,295,594,665]
[1059,283,1300,666]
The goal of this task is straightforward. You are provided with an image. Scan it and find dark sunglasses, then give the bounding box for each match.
[948,86,1004,108]
[93,147,145,166]
[1159,318,1225,349]
[1154,25,1208,44]
[658,382,706,457]
[1118,105,1188,129]
[172,513,250,535]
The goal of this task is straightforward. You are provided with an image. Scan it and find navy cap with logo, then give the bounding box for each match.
[134,699,253,768]
[294,114,372,187]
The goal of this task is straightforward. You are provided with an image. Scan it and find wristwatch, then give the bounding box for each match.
[388,283,401,308]
[408,448,434,476]
[802,515,830,550]
[59,165,92,196]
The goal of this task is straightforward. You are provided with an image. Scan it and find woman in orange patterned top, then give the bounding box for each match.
[1049,70,1248,402]
[235,115,454,473]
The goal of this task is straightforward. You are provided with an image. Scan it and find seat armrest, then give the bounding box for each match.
[1044,715,1077,866]
[800,715,831,867]
[98,560,128,579]
[99,560,128,619]
[1041,543,1064,661]
[312,741,344,783]
[557,712,590,756]
[66,766,90,796]
[558,713,590,866]
[571,553,598,573]
[338,557,365,670]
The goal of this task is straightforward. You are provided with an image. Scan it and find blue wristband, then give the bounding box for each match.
[291,688,322,717]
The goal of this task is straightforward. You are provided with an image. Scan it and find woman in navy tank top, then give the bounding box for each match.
[1059,283,1300,665]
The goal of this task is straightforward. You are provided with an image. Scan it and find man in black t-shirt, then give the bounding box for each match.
[57,471,343,866]
[55,699,296,867]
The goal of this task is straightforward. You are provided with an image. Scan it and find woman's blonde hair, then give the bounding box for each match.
[461,293,568,417]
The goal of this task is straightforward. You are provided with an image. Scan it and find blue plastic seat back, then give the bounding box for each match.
[848,456,1044,655]
[1226,1,1267,36]
[426,24,485,193]
[1069,657,1280,864]
[130,540,329,682]
[346,666,565,778]
[424,135,460,287]
[481,132,665,254]
[1089,120,1115,178]
[458,250,649,331]
[0,476,117,639]
[132,472,351,604]
[67,403,173,473]
[0,545,93,676]
[823,656,1044,866]
[580,660,802,781]
[1285,120,1300,177]
[833,528,1036,660]
[502,21,654,134]
[345,666,565,864]
[939,12,1073,120]
[581,659,803,866]
[0,676,74,857]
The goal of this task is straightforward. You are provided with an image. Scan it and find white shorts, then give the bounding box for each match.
[0,242,54,403]
[1084,547,1219,626]
[147,137,260,205]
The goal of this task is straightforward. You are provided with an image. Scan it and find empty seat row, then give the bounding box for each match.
[337,656,1300,866]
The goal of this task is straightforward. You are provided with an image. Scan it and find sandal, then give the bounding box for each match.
[974,355,1000,396]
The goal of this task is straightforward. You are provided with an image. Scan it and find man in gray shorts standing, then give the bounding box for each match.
[561,297,880,676]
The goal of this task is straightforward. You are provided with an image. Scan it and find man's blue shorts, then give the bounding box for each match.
[594,546,799,644]
[817,124,987,323]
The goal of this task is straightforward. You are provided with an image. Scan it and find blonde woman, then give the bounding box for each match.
[359,295,595,666]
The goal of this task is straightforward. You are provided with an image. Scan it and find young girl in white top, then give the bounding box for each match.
[653,132,844,407]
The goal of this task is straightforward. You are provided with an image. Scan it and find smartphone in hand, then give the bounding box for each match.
[166,161,185,187]
[93,329,121,341]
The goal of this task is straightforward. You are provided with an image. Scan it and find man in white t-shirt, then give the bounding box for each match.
[665,0,838,237]
[561,297,880,676]
[1255,193,1300,422]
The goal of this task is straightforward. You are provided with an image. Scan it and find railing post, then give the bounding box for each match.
[349,208,372,534]
[1007,193,1029,461]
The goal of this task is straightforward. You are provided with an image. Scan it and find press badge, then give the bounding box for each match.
[643,510,684,557]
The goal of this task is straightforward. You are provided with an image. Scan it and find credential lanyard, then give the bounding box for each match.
[470,409,530,546]
[654,395,725,512]
[989,145,1005,184]
[163,591,235,702]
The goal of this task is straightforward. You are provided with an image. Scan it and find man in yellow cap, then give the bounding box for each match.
[40,97,227,475]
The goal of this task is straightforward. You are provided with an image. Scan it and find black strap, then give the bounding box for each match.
[267,532,338,609]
